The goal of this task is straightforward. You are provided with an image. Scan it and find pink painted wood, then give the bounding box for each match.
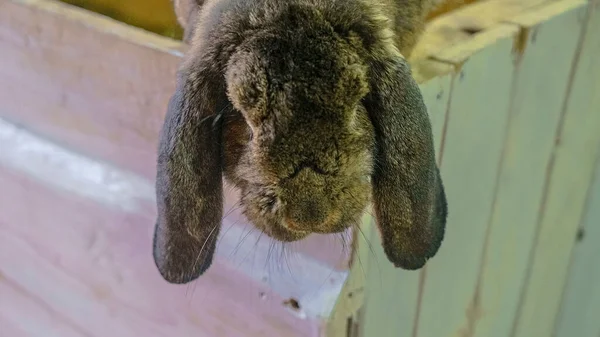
[0,147,325,337]
[0,0,354,334]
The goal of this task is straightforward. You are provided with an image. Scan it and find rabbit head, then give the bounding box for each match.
[222,16,377,242]
[154,0,447,284]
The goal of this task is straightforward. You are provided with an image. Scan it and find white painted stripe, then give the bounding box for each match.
[0,117,155,213]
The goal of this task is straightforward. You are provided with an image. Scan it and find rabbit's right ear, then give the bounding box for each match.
[173,0,203,42]
[364,55,447,270]
[153,59,226,284]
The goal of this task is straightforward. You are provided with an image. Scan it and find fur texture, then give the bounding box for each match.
[154,0,448,284]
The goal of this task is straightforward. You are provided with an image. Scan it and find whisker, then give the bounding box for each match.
[238,229,263,274]
[265,238,277,272]
[354,222,382,286]
[189,223,220,275]
[186,223,220,298]
[233,227,258,269]
[229,221,254,260]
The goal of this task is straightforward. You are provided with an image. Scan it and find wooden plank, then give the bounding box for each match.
[0,0,183,181]
[410,0,552,63]
[414,25,518,337]
[512,2,600,336]
[0,119,337,337]
[323,213,375,337]
[358,61,454,337]
[471,2,589,337]
[554,155,600,337]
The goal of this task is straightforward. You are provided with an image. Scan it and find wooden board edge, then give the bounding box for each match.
[432,24,520,65]
[412,58,456,84]
[7,0,187,55]
[504,0,589,27]
[322,214,375,337]
[410,0,554,62]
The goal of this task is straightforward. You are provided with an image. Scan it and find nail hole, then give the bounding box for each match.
[576,228,585,242]
[283,298,301,311]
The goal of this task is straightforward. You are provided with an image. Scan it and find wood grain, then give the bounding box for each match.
[414,25,518,337]
[512,1,600,336]
[472,2,588,337]
[554,154,600,337]
[358,61,454,337]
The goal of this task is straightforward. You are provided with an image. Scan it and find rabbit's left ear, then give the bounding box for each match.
[364,56,447,270]
[153,59,227,284]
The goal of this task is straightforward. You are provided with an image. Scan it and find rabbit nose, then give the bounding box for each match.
[284,199,327,231]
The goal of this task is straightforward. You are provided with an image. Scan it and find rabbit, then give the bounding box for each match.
[154,0,448,284]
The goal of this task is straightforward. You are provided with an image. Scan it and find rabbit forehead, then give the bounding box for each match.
[253,36,369,124]
[259,32,364,86]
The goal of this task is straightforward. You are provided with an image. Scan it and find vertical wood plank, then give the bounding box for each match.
[324,213,375,337]
[554,155,600,337]
[415,25,518,337]
[358,61,454,337]
[513,2,600,336]
[473,2,588,337]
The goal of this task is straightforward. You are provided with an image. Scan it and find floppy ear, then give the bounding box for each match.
[364,56,447,270]
[153,62,226,284]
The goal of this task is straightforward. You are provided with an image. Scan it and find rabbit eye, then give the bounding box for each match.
[248,128,254,141]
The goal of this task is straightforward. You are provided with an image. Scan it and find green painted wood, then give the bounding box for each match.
[472,2,588,337]
[554,155,600,337]
[512,2,600,337]
[554,4,600,337]
[324,212,375,337]
[359,61,454,337]
[416,25,519,337]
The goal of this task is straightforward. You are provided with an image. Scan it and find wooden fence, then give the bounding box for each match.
[0,0,598,336]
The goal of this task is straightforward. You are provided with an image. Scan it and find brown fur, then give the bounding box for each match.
[154,0,447,284]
